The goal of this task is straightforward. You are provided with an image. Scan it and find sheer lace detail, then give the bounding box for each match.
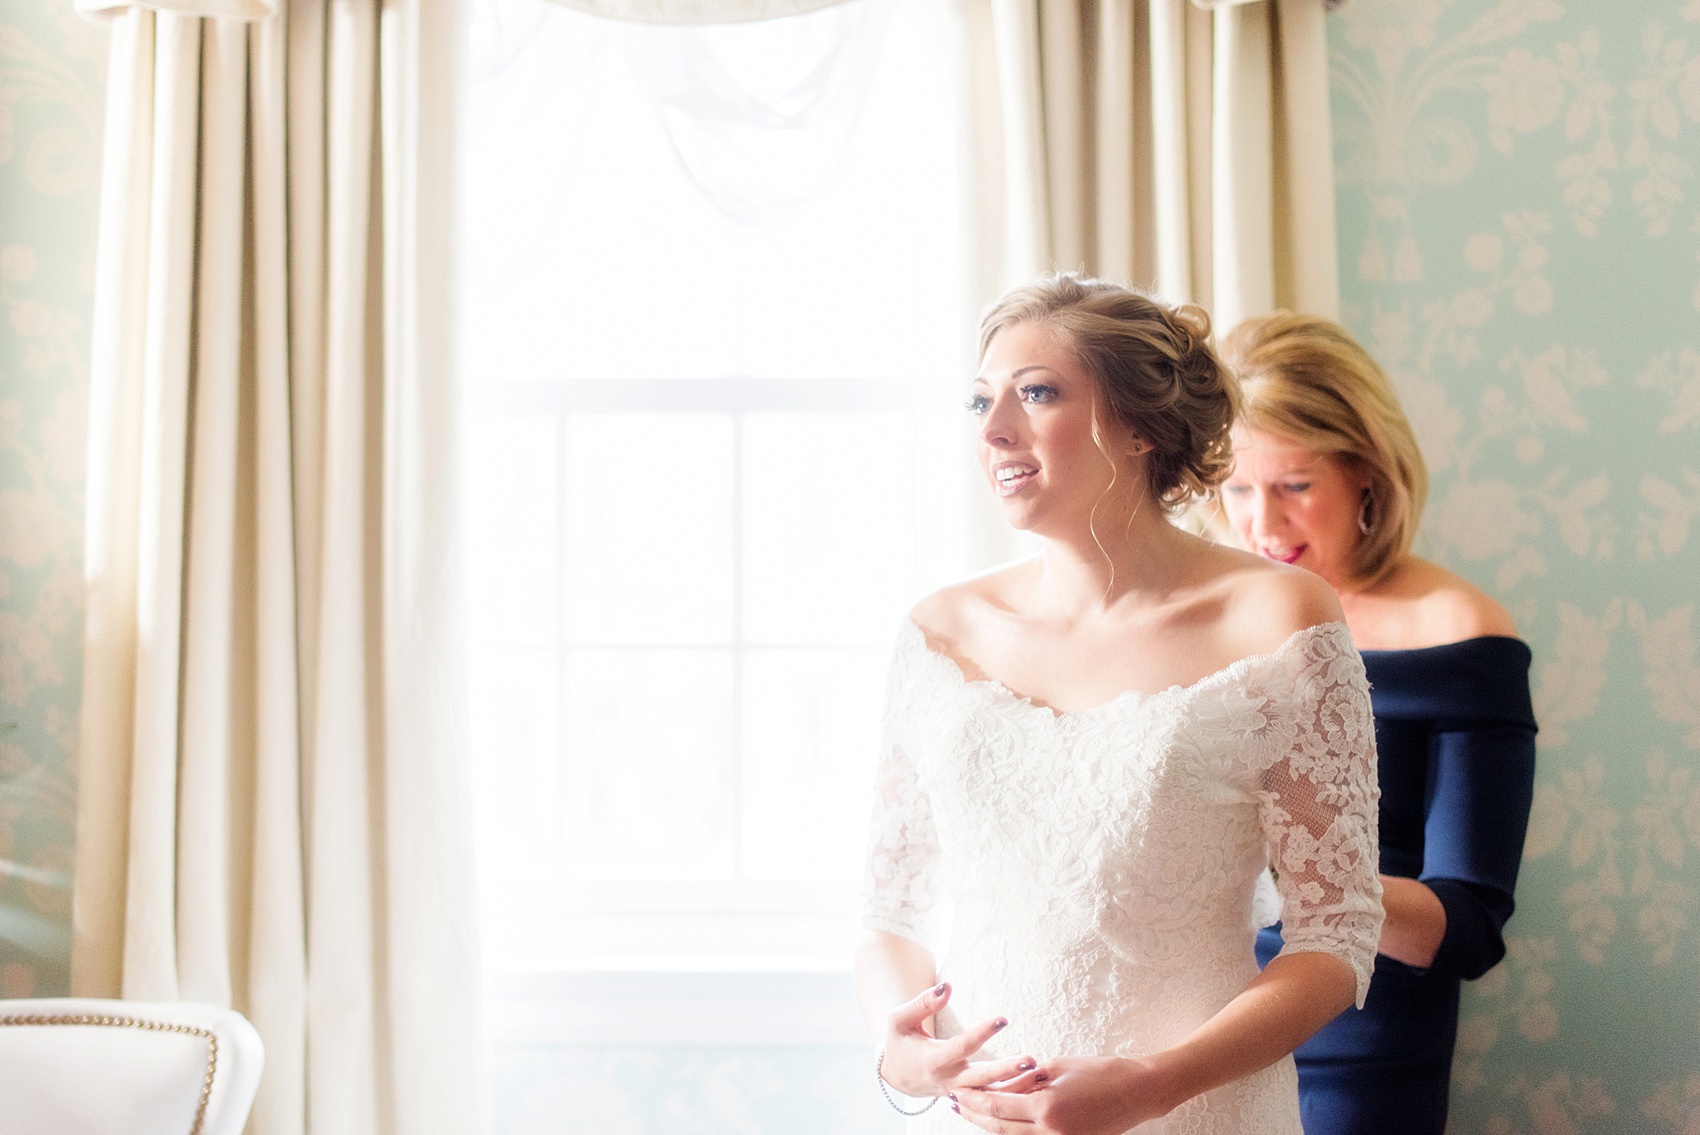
[1254,625,1383,1006]
[862,635,944,949]
[860,619,1383,1135]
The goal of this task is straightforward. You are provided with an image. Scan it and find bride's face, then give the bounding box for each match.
[968,320,1144,534]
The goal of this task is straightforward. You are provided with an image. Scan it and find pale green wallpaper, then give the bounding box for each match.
[1331,0,1700,1130]
[0,2,102,997]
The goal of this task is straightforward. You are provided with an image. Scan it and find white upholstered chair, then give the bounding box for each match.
[0,998,263,1135]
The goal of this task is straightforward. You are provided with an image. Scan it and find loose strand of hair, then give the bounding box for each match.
[1087,397,1123,603]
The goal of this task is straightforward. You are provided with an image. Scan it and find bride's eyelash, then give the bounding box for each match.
[964,384,1059,414]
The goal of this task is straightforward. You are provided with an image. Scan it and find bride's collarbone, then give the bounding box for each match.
[952,623,1259,711]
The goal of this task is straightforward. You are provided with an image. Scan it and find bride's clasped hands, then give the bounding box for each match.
[878,982,1041,1102]
[949,1053,1177,1135]
[879,979,1183,1135]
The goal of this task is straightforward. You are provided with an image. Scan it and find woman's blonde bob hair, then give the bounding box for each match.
[978,273,1239,513]
[1217,312,1427,584]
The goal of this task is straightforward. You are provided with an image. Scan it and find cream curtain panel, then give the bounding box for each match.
[71,4,483,1135]
[965,0,1341,331]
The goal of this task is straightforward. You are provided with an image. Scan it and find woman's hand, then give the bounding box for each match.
[879,982,1038,1100]
[950,1055,1178,1135]
[1376,874,1447,969]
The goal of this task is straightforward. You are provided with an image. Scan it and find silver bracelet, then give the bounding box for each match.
[876,1047,941,1116]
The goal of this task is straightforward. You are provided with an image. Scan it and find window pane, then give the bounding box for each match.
[740,647,885,882]
[563,649,735,881]
[465,413,557,646]
[563,414,733,645]
[464,0,974,958]
[741,413,914,645]
[469,644,560,905]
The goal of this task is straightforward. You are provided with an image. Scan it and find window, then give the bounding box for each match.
[463,0,975,979]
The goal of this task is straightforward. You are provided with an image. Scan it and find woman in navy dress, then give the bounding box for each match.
[1215,314,1537,1135]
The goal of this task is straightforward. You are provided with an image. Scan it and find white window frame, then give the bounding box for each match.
[475,376,919,1034]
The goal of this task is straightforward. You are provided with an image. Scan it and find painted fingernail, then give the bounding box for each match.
[1018,1058,1036,1071]
[1035,1073,1049,1083]
[934,982,949,997]
[993,1018,1008,1030]
[952,1102,961,1114]
[947,1092,957,1103]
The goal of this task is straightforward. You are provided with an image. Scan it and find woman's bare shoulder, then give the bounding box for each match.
[1377,557,1518,641]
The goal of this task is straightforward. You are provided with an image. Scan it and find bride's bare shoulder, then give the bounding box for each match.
[906,557,1037,646]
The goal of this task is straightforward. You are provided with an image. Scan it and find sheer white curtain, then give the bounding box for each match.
[964,0,1342,331]
[530,0,853,24]
[70,4,482,1134]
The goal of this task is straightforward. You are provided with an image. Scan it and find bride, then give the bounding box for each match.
[855,275,1385,1135]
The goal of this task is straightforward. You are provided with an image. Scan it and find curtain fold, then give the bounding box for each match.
[71,5,483,1135]
[965,0,1341,333]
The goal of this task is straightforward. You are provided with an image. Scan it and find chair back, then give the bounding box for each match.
[0,998,263,1135]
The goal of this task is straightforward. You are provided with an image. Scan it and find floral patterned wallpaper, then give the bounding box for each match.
[1331,0,1700,1130]
[3,1,1697,1132]
[0,2,102,1000]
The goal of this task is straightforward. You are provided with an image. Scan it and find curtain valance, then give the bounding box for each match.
[75,0,278,18]
[74,0,859,23]
[1193,0,1349,8]
[74,0,1346,27]
[541,0,853,24]
[540,0,1348,26]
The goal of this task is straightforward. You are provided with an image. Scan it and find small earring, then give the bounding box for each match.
[1357,491,1373,535]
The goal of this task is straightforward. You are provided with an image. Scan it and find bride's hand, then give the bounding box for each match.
[950,1054,1177,1135]
[879,982,1038,1099]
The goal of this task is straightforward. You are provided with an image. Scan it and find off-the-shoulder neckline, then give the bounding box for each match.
[899,617,1353,720]
[1357,634,1529,656]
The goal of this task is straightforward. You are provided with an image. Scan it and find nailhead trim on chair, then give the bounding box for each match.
[0,1012,220,1135]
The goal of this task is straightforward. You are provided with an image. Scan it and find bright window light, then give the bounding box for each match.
[463,0,972,972]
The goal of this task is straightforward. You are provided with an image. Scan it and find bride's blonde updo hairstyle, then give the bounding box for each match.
[978,273,1239,514]
[1217,312,1427,584]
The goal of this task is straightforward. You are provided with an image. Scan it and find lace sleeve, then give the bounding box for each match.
[860,630,943,949]
[1257,624,1384,1007]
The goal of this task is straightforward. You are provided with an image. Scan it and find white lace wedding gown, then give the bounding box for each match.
[863,620,1383,1134]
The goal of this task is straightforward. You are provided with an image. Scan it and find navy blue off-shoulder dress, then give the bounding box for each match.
[1255,636,1538,1135]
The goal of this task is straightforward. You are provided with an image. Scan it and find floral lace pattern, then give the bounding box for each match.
[862,620,1383,1134]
